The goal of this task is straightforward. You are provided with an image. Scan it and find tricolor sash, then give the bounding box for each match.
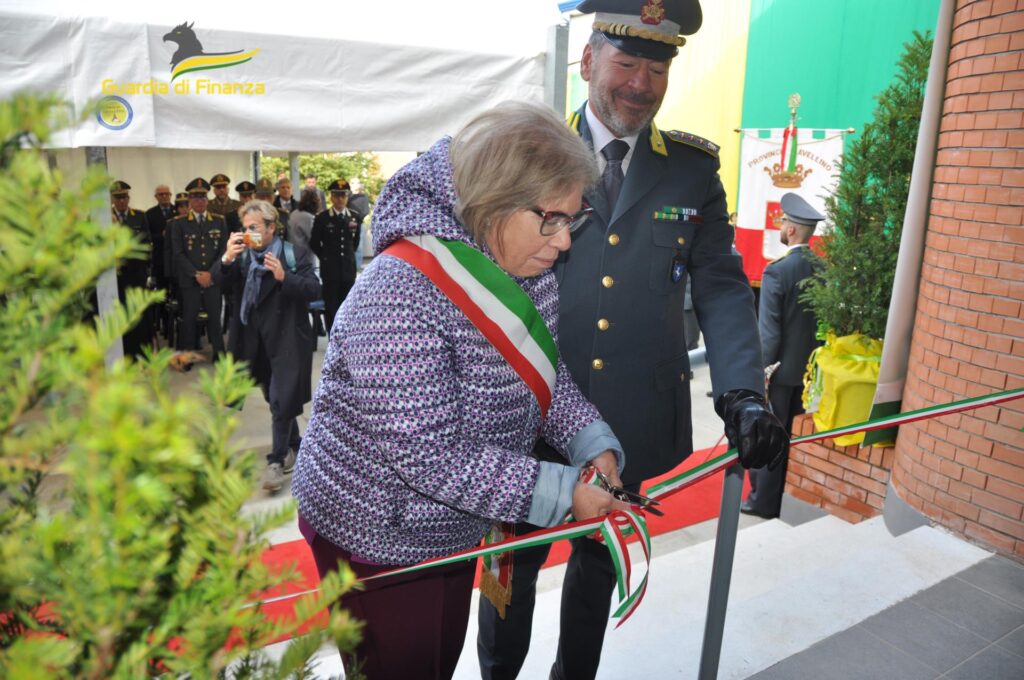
[384,234,565,617]
[383,235,558,417]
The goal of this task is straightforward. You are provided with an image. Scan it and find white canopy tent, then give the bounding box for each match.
[0,0,568,362]
[0,0,565,152]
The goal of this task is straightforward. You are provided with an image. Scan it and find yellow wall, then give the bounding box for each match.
[654,0,752,214]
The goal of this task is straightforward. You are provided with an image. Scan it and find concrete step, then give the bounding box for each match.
[458,515,992,680]
[259,514,993,679]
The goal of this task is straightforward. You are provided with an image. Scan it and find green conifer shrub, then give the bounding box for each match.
[801,32,933,340]
[0,95,359,679]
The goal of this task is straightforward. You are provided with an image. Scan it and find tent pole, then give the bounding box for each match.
[86,146,124,368]
[289,152,300,190]
[544,23,569,115]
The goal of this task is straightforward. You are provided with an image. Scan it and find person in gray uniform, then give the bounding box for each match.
[741,192,825,519]
[476,2,789,679]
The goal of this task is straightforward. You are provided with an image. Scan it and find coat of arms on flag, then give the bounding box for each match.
[479,522,515,618]
[736,94,847,286]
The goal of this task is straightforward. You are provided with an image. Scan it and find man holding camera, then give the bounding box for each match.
[213,200,321,493]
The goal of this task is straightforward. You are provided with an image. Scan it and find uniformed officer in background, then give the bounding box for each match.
[110,180,155,358]
[309,179,362,333]
[225,180,256,232]
[209,173,241,219]
[742,192,825,519]
[171,178,228,358]
[173,191,190,218]
[477,2,789,679]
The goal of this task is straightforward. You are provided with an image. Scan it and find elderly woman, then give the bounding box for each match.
[292,102,629,679]
[213,200,322,493]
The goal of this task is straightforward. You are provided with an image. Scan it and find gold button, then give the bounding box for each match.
[608,233,620,245]
[601,275,614,288]
[677,236,686,246]
[597,319,610,331]
[592,358,604,370]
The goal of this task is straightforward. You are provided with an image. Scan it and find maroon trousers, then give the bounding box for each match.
[300,516,476,680]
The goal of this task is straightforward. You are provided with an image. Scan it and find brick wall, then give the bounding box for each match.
[889,0,1024,560]
[786,414,895,523]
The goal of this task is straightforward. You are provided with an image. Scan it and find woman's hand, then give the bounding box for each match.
[590,449,622,489]
[571,482,631,521]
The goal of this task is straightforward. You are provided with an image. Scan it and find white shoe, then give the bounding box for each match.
[262,463,285,493]
[283,448,297,473]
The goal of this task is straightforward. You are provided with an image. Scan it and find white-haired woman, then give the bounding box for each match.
[293,102,630,679]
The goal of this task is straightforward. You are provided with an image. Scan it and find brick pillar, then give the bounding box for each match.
[889,0,1024,560]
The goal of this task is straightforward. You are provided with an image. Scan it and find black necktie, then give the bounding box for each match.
[601,139,629,211]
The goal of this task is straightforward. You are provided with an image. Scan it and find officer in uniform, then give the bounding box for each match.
[253,177,278,235]
[477,3,789,679]
[209,173,241,220]
[742,192,825,519]
[163,192,191,348]
[225,180,256,232]
[110,180,155,358]
[309,179,361,332]
[173,191,190,217]
[171,178,227,358]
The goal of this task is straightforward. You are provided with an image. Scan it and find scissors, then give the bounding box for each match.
[592,468,665,517]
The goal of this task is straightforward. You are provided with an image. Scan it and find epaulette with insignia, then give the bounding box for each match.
[665,130,720,158]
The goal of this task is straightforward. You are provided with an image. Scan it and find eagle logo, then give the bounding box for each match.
[162,22,259,81]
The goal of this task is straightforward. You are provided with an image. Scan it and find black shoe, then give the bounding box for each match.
[740,501,777,519]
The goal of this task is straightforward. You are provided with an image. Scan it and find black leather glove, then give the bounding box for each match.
[714,389,789,470]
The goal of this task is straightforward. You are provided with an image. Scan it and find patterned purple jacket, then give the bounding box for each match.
[292,137,622,565]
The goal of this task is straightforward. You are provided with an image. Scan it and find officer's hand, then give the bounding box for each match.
[715,389,789,470]
[223,232,246,263]
[195,271,212,288]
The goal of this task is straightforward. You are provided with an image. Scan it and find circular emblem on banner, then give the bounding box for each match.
[96,96,133,131]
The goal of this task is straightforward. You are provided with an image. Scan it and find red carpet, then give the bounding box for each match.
[258,443,748,639]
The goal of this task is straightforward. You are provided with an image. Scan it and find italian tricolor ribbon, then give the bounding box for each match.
[384,235,558,418]
[359,386,1024,626]
[269,378,1022,626]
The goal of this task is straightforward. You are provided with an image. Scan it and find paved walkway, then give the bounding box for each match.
[749,555,1024,680]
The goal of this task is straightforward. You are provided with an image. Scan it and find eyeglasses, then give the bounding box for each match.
[156,192,171,196]
[528,206,593,236]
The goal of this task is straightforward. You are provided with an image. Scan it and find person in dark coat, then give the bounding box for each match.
[213,199,321,493]
[171,178,228,357]
[145,184,176,341]
[477,3,788,679]
[273,178,299,217]
[309,179,362,333]
[144,184,175,287]
[742,192,825,519]
[110,180,154,358]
